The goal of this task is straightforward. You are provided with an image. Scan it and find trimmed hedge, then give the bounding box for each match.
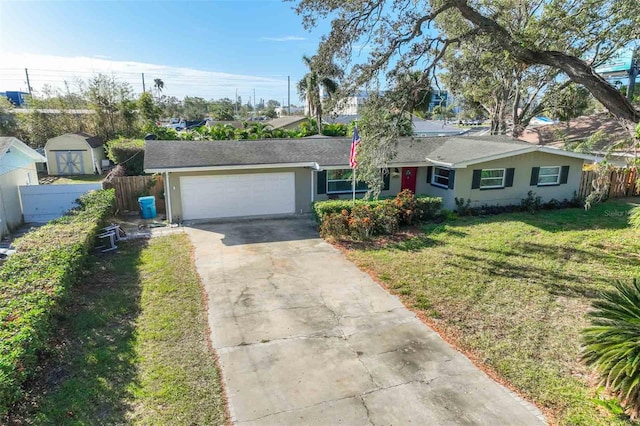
[313,194,442,224]
[0,189,115,415]
[106,138,145,175]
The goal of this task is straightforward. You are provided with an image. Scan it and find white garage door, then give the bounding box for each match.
[180,172,296,220]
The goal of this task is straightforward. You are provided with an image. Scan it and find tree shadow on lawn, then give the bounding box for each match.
[7,240,146,425]
[505,202,636,233]
[447,247,618,300]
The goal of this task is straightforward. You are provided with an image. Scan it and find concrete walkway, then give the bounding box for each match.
[187,217,545,425]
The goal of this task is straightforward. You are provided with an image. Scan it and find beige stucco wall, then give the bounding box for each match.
[451,151,586,209]
[0,163,37,237]
[45,135,103,175]
[166,167,313,221]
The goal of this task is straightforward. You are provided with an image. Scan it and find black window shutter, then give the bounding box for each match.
[530,167,540,186]
[471,169,482,189]
[383,171,390,190]
[560,166,570,184]
[426,166,433,184]
[317,170,327,194]
[505,168,515,187]
[448,169,456,189]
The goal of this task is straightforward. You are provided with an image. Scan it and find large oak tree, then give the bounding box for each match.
[290,0,639,135]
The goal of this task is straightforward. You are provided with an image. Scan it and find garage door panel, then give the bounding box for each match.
[180,172,296,220]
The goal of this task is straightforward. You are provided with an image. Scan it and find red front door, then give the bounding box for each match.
[401,167,418,193]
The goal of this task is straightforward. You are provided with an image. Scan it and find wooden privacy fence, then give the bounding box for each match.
[578,168,639,200]
[103,175,165,213]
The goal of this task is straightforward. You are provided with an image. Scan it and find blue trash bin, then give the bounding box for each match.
[138,196,157,219]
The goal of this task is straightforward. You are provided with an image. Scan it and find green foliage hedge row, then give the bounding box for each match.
[315,191,442,240]
[106,138,145,175]
[0,189,115,415]
[312,193,442,224]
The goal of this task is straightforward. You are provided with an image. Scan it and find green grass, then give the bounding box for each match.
[6,234,227,425]
[345,199,640,425]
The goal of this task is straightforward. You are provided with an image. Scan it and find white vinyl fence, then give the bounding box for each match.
[19,183,102,223]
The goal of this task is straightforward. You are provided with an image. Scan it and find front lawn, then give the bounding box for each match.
[6,234,227,425]
[343,199,640,425]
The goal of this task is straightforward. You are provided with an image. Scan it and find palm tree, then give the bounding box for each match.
[153,78,164,97]
[582,279,640,418]
[297,55,342,135]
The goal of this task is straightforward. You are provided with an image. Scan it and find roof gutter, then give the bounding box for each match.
[145,162,321,174]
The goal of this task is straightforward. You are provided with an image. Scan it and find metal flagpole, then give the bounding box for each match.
[352,166,356,203]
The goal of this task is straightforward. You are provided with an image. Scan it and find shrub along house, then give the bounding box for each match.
[144,136,597,223]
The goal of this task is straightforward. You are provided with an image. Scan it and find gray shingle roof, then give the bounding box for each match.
[144,136,584,171]
[265,116,308,129]
[144,137,451,170]
[425,136,533,165]
[72,132,103,148]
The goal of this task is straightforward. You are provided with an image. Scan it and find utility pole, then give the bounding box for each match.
[253,88,257,118]
[24,68,32,96]
[288,76,291,115]
[235,88,238,118]
[141,73,146,93]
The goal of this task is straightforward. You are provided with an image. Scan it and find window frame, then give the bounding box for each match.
[326,169,369,194]
[479,168,506,189]
[431,166,451,189]
[537,166,561,186]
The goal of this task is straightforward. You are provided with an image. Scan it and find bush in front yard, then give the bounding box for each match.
[312,198,388,223]
[319,210,350,239]
[313,193,442,225]
[317,191,440,240]
[0,189,115,415]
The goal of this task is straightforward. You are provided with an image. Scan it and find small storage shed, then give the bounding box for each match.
[45,133,105,175]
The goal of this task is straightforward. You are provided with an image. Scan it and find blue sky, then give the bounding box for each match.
[0,0,334,104]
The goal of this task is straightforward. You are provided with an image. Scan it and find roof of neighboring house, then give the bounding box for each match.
[518,113,631,147]
[0,137,47,162]
[144,136,597,172]
[324,115,359,125]
[47,132,103,148]
[266,116,308,129]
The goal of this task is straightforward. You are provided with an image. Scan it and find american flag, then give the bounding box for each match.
[349,126,361,169]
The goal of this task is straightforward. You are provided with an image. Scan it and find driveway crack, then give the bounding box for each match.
[319,291,380,390]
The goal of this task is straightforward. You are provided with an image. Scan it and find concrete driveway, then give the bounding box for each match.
[187,217,545,425]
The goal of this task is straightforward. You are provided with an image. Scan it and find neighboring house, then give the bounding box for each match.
[45,133,105,175]
[266,116,309,130]
[0,137,46,237]
[518,113,631,148]
[144,136,596,223]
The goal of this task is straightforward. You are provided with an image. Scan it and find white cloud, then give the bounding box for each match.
[259,36,306,42]
[0,52,289,101]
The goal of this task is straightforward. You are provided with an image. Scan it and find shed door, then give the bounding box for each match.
[56,151,85,175]
[180,172,296,220]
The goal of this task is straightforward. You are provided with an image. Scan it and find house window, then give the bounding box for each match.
[327,169,368,193]
[479,168,506,189]
[431,167,451,188]
[537,166,561,185]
